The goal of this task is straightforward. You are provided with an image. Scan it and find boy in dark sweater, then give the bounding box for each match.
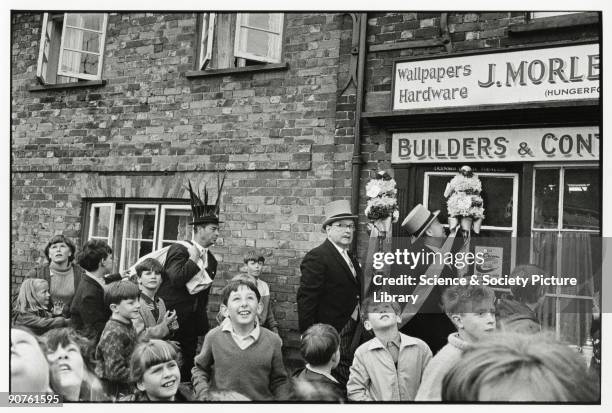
[192,278,290,400]
[95,280,141,399]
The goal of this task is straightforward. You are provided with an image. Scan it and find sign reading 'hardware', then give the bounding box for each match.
[393,43,599,110]
[391,127,599,164]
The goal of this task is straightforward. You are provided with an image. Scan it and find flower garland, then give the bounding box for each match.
[365,171,400,222]
[444,166,485,220]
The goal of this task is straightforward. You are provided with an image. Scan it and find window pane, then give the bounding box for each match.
[60,50,99,75]
[560,232,599,296]
[66,13,104,31]
[479,176,514,228]
[91,206,112,238]
[426,175,451,224]
[162,209,192,241]
[531,230,557,275]
[533,169,559,229]
[63,28,101,53]
[123,208,156,270]
[244,13,282,31]
[242,29,274,58]
[532,12,581,19]
[540,297,592,348]
[563,169,599,230]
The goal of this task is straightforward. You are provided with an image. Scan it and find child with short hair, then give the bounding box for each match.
[192,278,290,401]
[442,332,598,402]
[132,258,178,340]
[415,284,496,401]
[243,250,279,334]
[292,323,344,400]
[347,299,432,401]
[122,339,192,402]
[12,279,69,335]
[94,280,141,399]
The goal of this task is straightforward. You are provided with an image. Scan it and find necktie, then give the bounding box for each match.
[343,250,356,277]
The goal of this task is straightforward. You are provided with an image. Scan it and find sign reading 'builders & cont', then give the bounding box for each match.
[393,43,599,110]
[391,127,599,164]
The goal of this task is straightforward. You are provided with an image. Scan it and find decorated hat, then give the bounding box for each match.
[401,204,440,243]
[187,172,226,226]
[322,200,358,229]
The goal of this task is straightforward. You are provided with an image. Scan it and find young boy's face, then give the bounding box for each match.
[137,359,180,401]
[364,302,401,332]
[139,270,162,291]
[222,285,262,328]
[111,298,141,320]
[246,259,263,278]
[454,299,496,342]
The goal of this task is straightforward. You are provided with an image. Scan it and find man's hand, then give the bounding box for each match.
[188,243,201,262]
[165,310,179,330]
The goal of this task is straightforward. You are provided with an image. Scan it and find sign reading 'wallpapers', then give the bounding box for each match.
[393,43,599,110]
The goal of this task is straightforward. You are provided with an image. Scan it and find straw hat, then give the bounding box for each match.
[401,204,440,243]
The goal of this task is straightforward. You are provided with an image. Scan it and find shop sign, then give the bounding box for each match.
[392,127,599,164]
[393,43,599,110]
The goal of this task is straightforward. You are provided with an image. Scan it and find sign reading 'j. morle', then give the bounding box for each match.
[391,127,599,164]
[393,43,599,110]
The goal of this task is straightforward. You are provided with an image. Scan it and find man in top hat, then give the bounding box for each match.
[297,199,363,386]
[157,178,224,381]
[399,204,460,354]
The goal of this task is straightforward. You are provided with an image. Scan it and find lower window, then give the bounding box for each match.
[86,201,192,272]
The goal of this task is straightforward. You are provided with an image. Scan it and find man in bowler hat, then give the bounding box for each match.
[158,178,224,381]
[298,200,363,386]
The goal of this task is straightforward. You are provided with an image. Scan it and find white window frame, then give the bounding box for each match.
[199,13,215,70]
[530,163,599,341]
[37,13,107,83]
[88,203,116,246]
[531,12,582,19]
[158,205,193,249]
[234,13,284,64]
[119,204,159,272]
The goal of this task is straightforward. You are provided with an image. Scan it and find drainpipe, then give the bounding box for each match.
[351,13,367,252]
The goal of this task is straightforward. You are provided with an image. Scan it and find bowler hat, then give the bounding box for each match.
[321,200,358,229]
[401,204,440,243]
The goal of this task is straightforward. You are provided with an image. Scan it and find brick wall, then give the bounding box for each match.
[11,12,354,361]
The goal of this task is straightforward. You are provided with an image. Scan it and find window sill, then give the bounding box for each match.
[28,79,107,92]
[508,12,599,33]
[185,62,289,78]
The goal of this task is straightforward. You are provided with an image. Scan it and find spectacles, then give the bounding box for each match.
[331,223,355,231]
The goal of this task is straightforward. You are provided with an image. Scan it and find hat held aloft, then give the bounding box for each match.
[443,165,484,233]
[187,172,226,226]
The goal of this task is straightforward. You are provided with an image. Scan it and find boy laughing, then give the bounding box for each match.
[192,278,290,400]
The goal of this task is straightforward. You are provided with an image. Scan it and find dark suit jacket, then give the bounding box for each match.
[297,239,362,334]
[157,242,217,335]
[399,242,458,354]
[70,274,111,343]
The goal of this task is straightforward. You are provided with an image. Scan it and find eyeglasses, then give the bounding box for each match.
[331,223,356,231]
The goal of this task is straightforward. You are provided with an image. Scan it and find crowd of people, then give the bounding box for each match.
[10,193,601,403]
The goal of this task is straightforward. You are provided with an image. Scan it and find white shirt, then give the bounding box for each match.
[192,239,208,269]
[221,317,260,350]
[330,241,356,277]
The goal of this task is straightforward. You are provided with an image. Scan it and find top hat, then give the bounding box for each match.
[187,172,226,226]
[401,204,440,243]
[321,200,358,229]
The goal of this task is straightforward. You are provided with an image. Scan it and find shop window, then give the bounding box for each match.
[36,13,108,84]
[196,13,284,70]
[424,171,519,280]
[531,166,600,347]
[87,202,192,272]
